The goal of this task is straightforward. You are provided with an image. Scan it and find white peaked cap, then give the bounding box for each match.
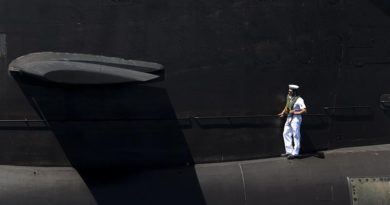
[289,84,299,89]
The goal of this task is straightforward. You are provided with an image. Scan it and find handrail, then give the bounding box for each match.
[323,106,370,110]
[192,113,327,120]
[0,119,45,122]
[192,114,277,120]
[0,114,328,122]
[0,106,369,124]
[0,119,48,128]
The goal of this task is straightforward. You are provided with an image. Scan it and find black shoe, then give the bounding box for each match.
[281,153,291,157]
[287,155,297,160]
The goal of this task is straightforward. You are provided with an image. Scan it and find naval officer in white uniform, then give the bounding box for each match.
[278,84,307,159]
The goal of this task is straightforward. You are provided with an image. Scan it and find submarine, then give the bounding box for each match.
[0,0,390,204]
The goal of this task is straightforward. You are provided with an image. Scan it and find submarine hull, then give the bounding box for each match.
[0,0,390,204]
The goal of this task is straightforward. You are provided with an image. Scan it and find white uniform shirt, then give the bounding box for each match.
[293,97,306,112]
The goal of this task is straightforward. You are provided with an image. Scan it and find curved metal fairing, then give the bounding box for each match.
[9,52,164,84]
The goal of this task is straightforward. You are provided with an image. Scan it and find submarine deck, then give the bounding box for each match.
[0,144,389,205]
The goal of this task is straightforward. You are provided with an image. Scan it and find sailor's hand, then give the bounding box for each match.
[289,110,295,114]
[278,112,285,117]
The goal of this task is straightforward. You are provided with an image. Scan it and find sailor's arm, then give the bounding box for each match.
[278,106,288,117]
[289,108,307,115]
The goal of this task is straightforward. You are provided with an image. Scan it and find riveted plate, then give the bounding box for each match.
[348,176,390,205]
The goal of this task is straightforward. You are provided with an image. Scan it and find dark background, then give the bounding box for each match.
[1,0,390,204]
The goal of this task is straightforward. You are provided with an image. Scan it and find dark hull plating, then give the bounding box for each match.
[0,0,390,204]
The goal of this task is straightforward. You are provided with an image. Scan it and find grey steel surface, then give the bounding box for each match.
[0,135,389,205]
[9,52,163,84]
[9,52,163,72]
[196,163,245,205]
[0,165,96,205]
[193,144,390,205]
[71,144,390,205]
[348,176,390,205]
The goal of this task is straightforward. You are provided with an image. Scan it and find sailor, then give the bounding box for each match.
[278,84,307,159]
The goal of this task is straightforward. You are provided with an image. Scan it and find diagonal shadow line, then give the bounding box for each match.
[13,73,207,205]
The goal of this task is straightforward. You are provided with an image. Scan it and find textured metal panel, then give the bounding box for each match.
[195,163,245,205]
[0,165,96,205]
[348,176,390,205]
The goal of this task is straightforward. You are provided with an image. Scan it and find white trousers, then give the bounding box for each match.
[283,116,302,156]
